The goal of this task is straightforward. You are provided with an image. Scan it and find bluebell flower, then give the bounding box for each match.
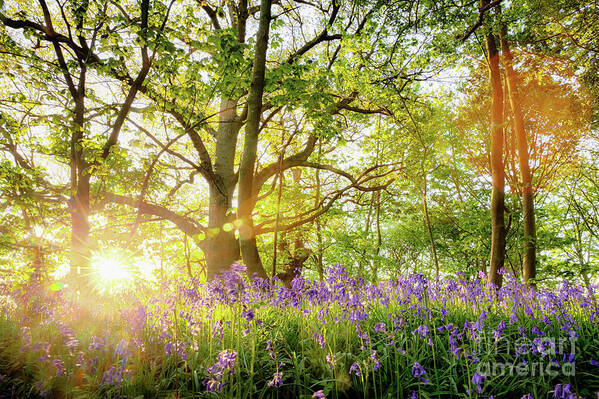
[241,308,255,321]
[230,262,247,273]
[551,383,574,399]
[471,372,486,393]
[370,350,381,371]
[268,372,283,387]
[53,359,65,377]
[349,362,361,376]
[326,353,336,368]
[411,361,429,383]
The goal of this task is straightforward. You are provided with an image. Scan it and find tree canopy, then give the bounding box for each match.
[0,0,597,290]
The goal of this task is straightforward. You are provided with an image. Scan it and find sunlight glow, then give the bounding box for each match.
[88,248,161,293]
[90,250,134,293]
[95,257,132,282]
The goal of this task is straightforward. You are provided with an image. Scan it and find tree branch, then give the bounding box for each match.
[461,0,503,41]
[101,0,152,161]
[100,193,206,236]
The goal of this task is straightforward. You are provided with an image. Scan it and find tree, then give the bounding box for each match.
[237,0,272,278]
[0,0,169,286]
[498,15,536,284]
[480,0,506,287]
[94,0,413,280]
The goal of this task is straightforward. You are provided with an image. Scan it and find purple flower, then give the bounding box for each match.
[326,353,336,368]
[268,371,283,387]
[471,372,486,393]
[64,337,79,352]
[165,342,174,356]
[370,350,381,371]
[411,361,429,383]
[313,332,326,349]
[230,262,247,273]
[531,326,545,337]
[205,378,222,393]
[267,339,275,359]
[509,312,519,324]
[114,339,130,359]
[241,308,255,321]
[466,352,480,364]
[494,320,506,340]
[100,366,123,388]
[53,359,65,377]
[216,349,237,372]
[203,349,237,392]
[88,336,105,351]
[562,352,575,364]
[411,361,425,378]
[349,362,361,376]
[373,322,386,332]
[551,383,574,399]
[591,359,599,366]
[313,390,326,399]
[412,324,429,339]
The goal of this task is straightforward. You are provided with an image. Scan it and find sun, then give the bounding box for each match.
[95,257,131,282]
[90,250,134,293]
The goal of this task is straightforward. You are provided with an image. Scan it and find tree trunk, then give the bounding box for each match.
[358,192,375,278]
[373,190,382,283]
[272,132,285,277]
[237,0,271,279]
[195,4,251,280]
[314,141,324,281]
[70,173,91,282]
[483,1,506,288]
[205,98,241,279]
[422,175,439,278]
[69,88,91,287]
[499,23,536,285]
[184,234,193,279]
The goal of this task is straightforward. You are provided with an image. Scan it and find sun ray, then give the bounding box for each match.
[90,250,134,293]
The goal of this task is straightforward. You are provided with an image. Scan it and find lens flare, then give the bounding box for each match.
[49,282,64,291]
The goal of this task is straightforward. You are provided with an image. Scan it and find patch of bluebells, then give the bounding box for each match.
[204,349,237,393]
[551,383,577,399]
[411,361,429,384]
[101,365,125,388]
[2,264,599,398]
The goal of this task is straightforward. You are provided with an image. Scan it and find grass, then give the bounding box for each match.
[0,266,598,398]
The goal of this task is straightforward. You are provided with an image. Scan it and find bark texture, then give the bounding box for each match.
[237,0,272,279]
[483,0,506,288]
[499,24,537,285]
[205,98,243,279]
